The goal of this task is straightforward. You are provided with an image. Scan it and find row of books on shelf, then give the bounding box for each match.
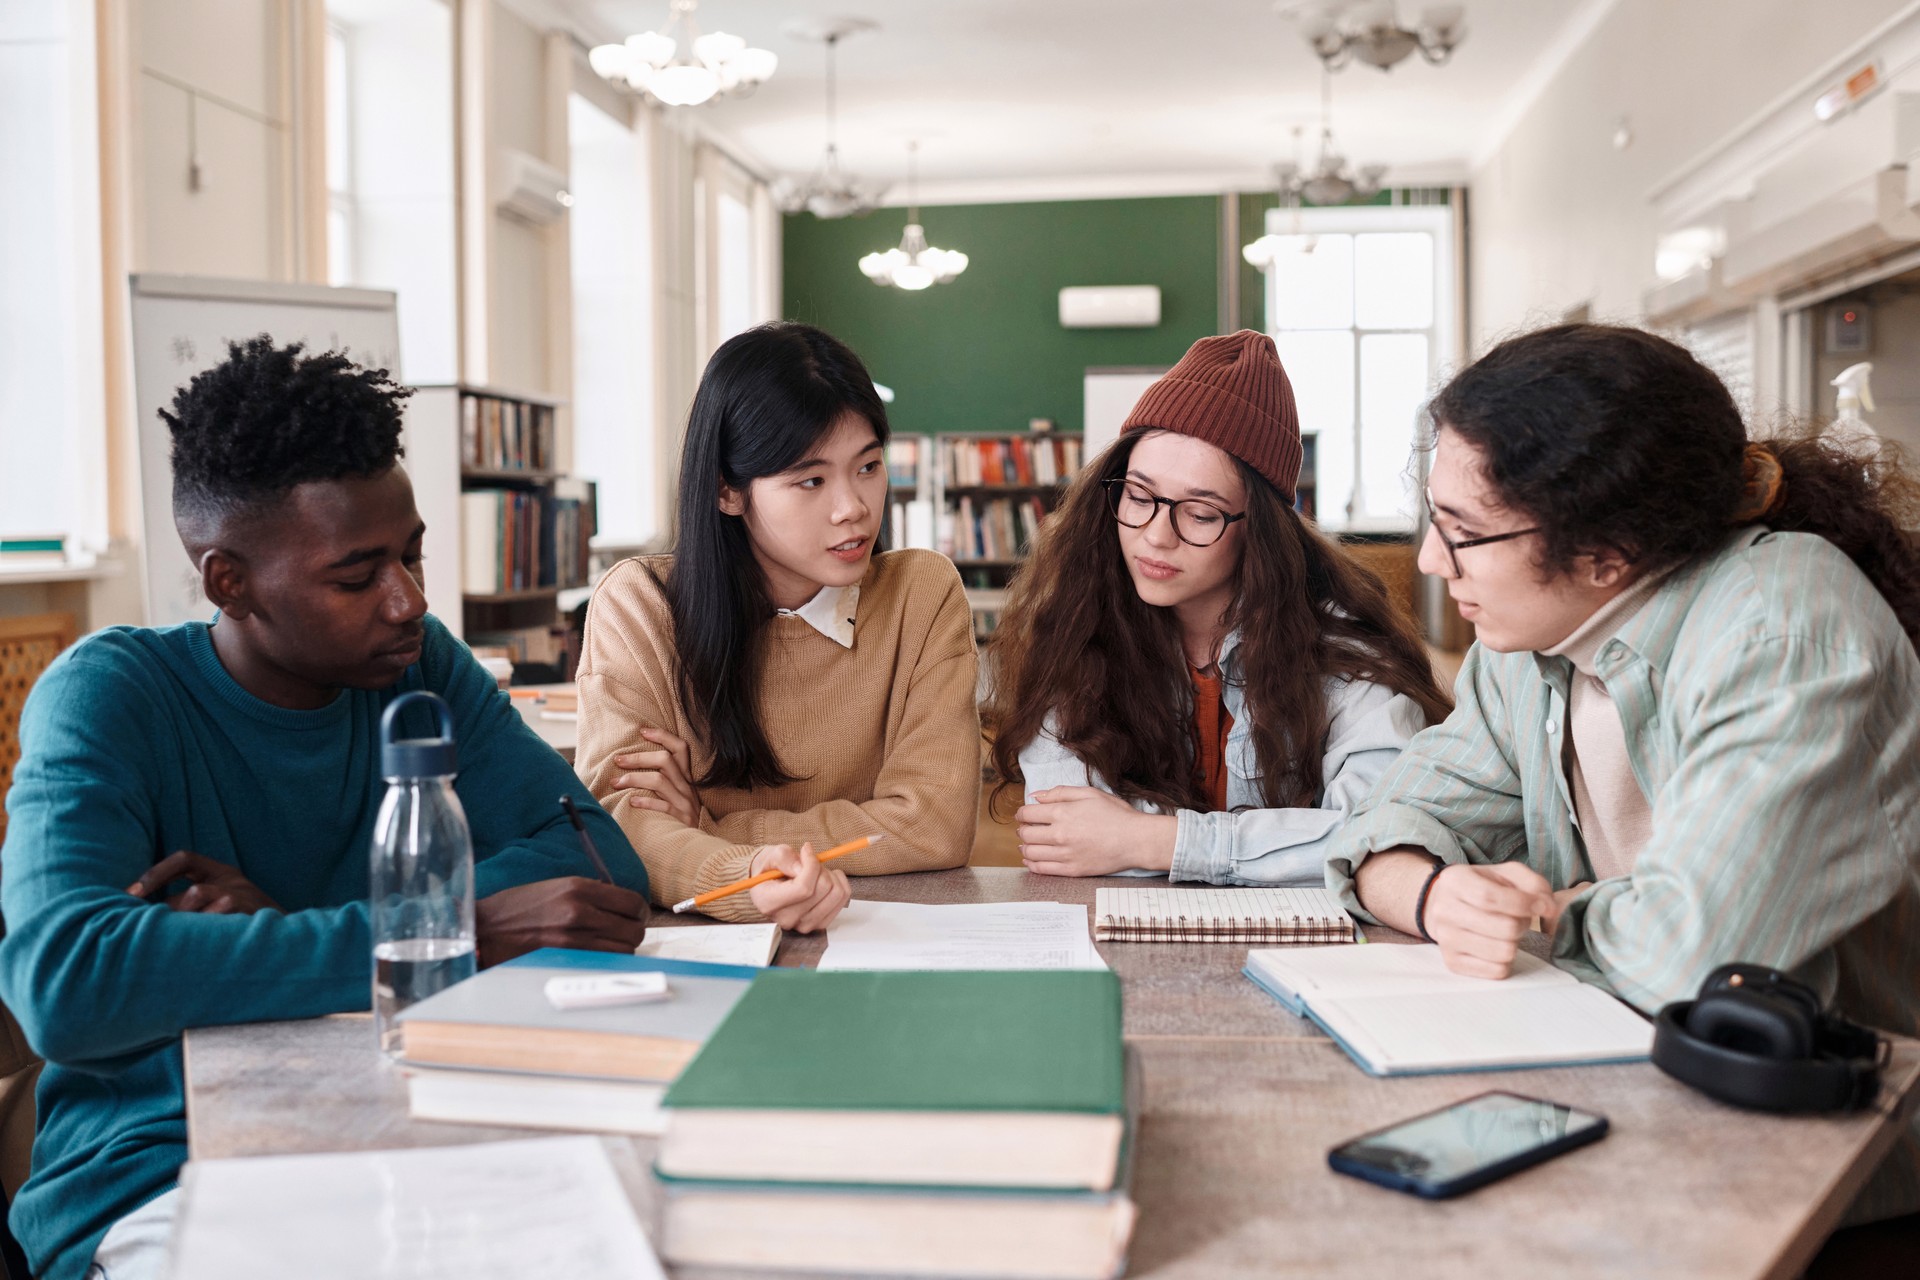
[460,481,595,596]
[885,437,923,488]
[461,394,557,473]
[952,494,1050,563]
[887,497,938,552]
[943,434,1083,488]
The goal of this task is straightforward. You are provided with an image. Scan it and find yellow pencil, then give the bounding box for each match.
[670,834,882,914]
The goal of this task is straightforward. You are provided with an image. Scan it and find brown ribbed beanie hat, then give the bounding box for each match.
[1121,329,1302,499]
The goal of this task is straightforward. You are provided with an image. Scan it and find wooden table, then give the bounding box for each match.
[184,868,1920,1279]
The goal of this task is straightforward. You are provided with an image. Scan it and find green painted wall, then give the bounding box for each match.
[782,196,1221,436]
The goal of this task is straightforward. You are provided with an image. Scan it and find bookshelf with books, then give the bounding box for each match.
[936,432,1084,641]
[453,387,596,654]
[882,434,937,554]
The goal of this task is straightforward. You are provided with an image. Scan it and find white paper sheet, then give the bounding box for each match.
[817,900,1107,971]
[635,923,781,967]
[170,1136,663,1280]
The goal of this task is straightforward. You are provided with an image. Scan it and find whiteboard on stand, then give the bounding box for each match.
[1082,366,1167,462]
[128,275,403,629]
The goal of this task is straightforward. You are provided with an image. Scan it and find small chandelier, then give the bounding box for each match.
[858,143,967,291]
[773,21,887,220]
[1288,1,1466,71]
[1244,146,1311,270]
[588,0,776,108]
[1247,69,1386,225]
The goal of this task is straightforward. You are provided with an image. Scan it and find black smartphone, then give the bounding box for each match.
[1327,1090,1608,1198]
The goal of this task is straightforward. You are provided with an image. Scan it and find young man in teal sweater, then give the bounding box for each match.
[0,338,652,1280]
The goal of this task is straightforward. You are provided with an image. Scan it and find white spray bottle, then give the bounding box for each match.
[1827,362,1878,454]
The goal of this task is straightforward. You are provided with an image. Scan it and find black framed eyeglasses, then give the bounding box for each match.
[1103,478,1246,548]
[1423,487,1538,578]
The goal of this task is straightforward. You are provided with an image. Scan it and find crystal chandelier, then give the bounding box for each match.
[1286,0,1466,71]
[773,21,888,220]
[588,0,776,108]
[858,143,967,291]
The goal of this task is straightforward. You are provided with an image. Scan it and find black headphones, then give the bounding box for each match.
[1652,964,1887,1113]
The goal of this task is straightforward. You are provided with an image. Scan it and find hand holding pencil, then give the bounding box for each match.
[675,834,876,931]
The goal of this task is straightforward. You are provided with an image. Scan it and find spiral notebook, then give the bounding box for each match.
[1092,887,1360,944]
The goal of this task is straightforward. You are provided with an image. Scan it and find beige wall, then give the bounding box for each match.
[1469,0,1915,345]
[133,0,299,280]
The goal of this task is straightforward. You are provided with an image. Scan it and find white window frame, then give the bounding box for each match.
[566,89,658,550]
[324,21,355,286]
[1263,203,1457,534]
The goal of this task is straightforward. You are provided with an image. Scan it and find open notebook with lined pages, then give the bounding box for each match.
[1093,887,1360,944]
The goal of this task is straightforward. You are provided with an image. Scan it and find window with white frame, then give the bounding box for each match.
[324,23,353,287]
[568,93,657,548]
[1263,203,1456,533]
[323,0,456,381]
[715,190,754,347]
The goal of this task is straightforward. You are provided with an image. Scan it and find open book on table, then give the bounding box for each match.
[1244,943,1653,1077]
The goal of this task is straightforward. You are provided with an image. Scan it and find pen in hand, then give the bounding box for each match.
[671,833,882,913]
[558,794,615,884]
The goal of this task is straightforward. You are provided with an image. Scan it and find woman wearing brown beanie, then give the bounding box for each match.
[987,330,1452,884]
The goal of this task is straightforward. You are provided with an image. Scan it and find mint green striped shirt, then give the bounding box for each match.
[1327,528,1920,1220]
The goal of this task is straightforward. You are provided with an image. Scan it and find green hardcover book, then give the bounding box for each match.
[658,1049,1141,1280]
[659,969,1125,1191]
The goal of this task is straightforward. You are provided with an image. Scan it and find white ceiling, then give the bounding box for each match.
[571,0,1601,201]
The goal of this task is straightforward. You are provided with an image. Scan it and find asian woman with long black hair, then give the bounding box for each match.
[575,322,979,928]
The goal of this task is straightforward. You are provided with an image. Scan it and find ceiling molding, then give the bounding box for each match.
[829,164,1470,210]
[1467,0,1621,173]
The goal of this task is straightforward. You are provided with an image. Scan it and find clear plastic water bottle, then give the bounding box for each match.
[371,690,477,1057]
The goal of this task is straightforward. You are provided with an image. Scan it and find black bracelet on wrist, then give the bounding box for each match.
[1412,860,1450,942]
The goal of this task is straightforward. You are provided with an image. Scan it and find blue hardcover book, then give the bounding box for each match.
[1242,944,1652,1077]
[396,948,754,1080]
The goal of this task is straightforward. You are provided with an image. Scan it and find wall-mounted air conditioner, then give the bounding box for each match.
[1713,93,1920,299]
[1059,285,1161,329]
[495,149,572,226]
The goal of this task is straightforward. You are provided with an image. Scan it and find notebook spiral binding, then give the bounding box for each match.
[1094,911,1356,944]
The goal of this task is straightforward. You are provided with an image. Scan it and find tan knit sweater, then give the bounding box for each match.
[576,549,981,921]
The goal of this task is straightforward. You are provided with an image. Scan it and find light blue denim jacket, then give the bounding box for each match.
[1017,629,1431,885]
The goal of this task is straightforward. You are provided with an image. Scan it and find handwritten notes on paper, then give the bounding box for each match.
[170,1136,663,1280]
[636,923,783,967]
[817,900,1107,972]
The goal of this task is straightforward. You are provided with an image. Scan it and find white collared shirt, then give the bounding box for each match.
[775,582,860,648]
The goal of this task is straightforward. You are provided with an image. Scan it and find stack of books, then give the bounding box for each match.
[656,968,1137,1279]
[0,535,68,566]
[394,950,756,1135]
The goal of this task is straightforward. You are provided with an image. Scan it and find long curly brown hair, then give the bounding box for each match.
[986,428,1453,814]
[1431,323,1920,652]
